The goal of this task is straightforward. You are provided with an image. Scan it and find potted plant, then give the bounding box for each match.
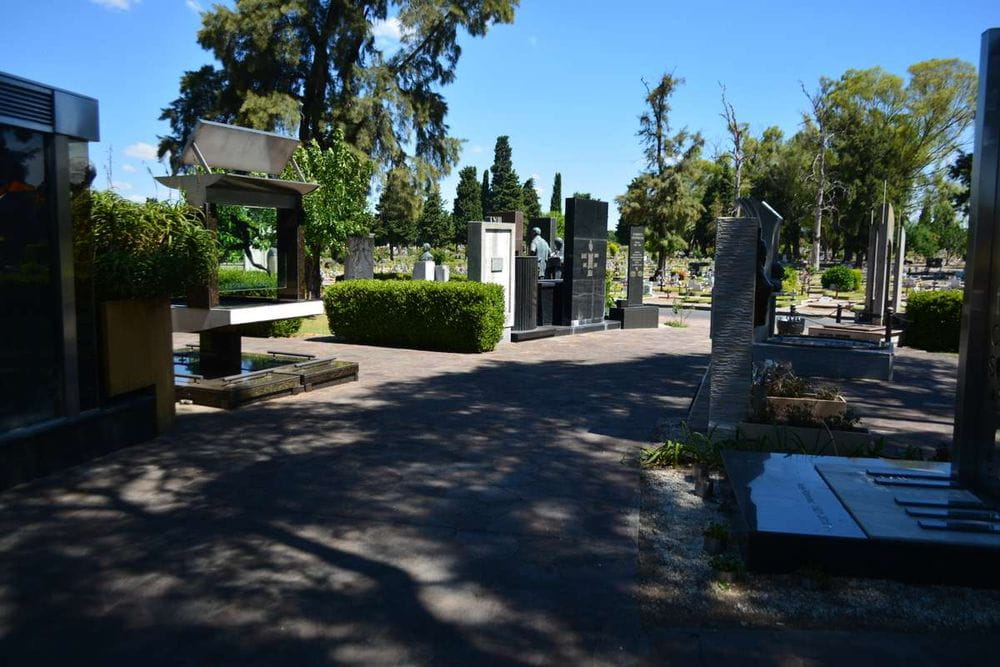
[761,364,847,421]
[703,522,729,555]
[90,191,217,431]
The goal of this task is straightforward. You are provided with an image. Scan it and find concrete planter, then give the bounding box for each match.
[737,421,876,456]
[766,395,847,420]
[101,298,175,432]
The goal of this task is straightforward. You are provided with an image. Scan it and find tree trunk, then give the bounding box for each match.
[812,148,826,273]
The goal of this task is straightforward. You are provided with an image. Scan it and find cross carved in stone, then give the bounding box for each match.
[581,240,600,278]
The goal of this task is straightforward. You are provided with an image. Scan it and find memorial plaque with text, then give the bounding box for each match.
[627,226,645,306]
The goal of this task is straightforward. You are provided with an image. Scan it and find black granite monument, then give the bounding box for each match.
[562,197,609,326]
[608,225,658,329]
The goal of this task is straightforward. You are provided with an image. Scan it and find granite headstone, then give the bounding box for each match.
[345,234,375,280]
[562,198,608,326]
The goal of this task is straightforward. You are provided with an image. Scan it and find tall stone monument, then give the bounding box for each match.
[608,225,658,329]
[890,225,907,312]
[863,203,895,325]
[468,221,516,342]
[707,217,759,431]
[562,198,609,326]
[954,28,1000,498]
[344,234,375,280]
[494,210,526,254]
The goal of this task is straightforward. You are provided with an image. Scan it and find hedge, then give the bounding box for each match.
[821,265,862,292]
[217,268,303,337]
[323,280,505,352]
[904,289,963,352]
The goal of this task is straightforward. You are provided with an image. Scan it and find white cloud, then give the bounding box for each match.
[91,0,140,11]
[121,163,137,173]
[125,142,158,160]
[127,194,147,203]
[112,180,134,191]
[372,17,402,41]
[185,0,203,13]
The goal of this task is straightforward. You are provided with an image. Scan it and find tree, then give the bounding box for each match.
[283,131,374,297]
[158,0,518,183]
[522,178,542,218]
[550,172,562,213]
[488,135,522,212]
[480,168,491,216]
[948,150,973,218]
[719,84,749,213]
[452,165,482,242]
[417,183,451,247]
[571,192,592,200]
[375,167,422,257]
[801,79,836,271]
[616,73,705,271]
[825,59,976,262]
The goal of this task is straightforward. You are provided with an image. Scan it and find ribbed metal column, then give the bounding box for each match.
[514,256,538,331]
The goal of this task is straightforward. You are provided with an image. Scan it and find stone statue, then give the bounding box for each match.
[528,227,550,277]
[545,237,565,279]
[419,243,434,261]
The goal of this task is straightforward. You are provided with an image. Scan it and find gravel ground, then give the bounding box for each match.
[638,460,1000,634]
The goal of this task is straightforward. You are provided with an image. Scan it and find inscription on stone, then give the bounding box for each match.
[491,257,504,273]
[627,226,645,306]
[581,240,599,278]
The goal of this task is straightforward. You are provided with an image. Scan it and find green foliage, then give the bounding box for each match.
[549,172,562,213]
[417,184,451,248]
[521,178,542,218]
[780,265,800,294]
[323,280,505,352]
[217,268,302,336]
[90,191,216,301]
[488,135,523,213]
[452,166,483,242]
[215,205,275,265]
[904,289,963,352]
[480,169,491,217]
[375,167,422,250]
[283,131,374,296]
[617,73,705,272]
[158,0,517,182]
[821,265,861,292]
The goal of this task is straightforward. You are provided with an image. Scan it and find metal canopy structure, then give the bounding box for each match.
[179,119,300,175]
[156,173,318,208]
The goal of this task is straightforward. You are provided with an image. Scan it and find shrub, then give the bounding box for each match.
[904,289,963,352]
[780,265,800,294]
[217,268,302,337]
[90,191,216,301]
[821,265,862,292]
[323,280,505,352]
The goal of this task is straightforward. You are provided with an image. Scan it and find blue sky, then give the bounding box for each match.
[5,1,999,223]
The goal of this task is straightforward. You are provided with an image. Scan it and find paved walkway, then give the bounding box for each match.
[0,317,987,665]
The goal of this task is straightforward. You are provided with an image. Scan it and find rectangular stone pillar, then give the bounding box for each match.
[199,329,242,378]
[954,28,1000,498]
[563,198,608,326]
[709,217,759,431]
[345,234,375,280]
[468,221,515,340]
[890,225,907,311]
[513,256,538,332]
[864,204,894,324]
[495,210,525,254]
[626,225,645,306]
[276,203,305,300]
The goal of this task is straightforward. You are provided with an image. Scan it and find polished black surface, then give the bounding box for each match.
[626,225,644,306]
[562,198,608,325]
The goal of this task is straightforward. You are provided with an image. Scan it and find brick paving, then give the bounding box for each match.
[0,315,988,665]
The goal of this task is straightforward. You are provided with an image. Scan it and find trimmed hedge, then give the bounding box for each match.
[323,280,505,352]
[821,265,862,292]
[217,268,303,337]
[904,289,963,352]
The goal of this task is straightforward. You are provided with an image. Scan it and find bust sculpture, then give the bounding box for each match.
[528,227,550,278]
[545,237,565,279]
[419,243,434,262]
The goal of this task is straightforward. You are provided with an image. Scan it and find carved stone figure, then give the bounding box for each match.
[528,226,550,277]
[419,243,434,261]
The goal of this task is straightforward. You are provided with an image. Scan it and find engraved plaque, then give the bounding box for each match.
[491,257,504,273]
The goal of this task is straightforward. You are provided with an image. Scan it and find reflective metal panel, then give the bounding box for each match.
[180,120,299,175]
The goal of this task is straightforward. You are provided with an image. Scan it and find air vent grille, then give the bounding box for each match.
[0,80,54,128]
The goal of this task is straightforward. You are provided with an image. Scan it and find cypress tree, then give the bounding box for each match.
[549,172,562,213]
[452,166,483,242]
[418,184,451,247]
[489,135,523,213]
[522,178,542,218]
[480,168,491,217]
[375,167,421,257]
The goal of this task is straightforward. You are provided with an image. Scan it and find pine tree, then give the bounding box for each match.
[549,172,562,213]
[418,184,451,247]
[375,167,421,257]
[488,135,523,213]
[480,168,491,217]
[452,166,483,242]
[522,178,542,218]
